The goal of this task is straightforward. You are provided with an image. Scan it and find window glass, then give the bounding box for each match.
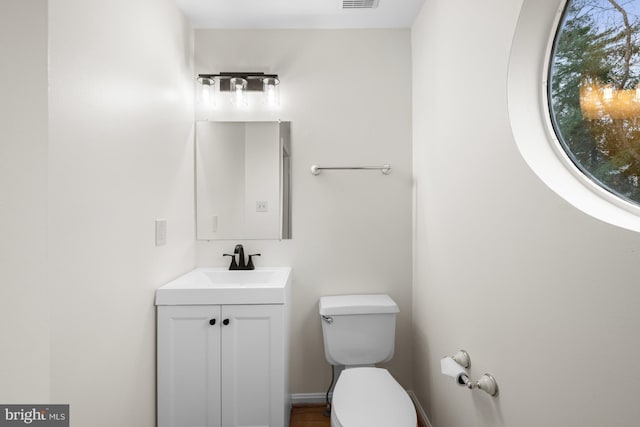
[549,0,640,205]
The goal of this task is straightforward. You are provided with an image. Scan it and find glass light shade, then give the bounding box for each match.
[199,77,216,109]
[263,77,280,108]
[230,77,248,108]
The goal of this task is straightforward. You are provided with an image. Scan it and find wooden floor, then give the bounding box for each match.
[290,404,330,427]
[290,404,426,427]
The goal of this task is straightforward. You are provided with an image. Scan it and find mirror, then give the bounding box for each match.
[195,121,291,240]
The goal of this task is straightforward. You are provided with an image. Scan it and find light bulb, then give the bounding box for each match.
[230,77,248,109]
[202,84,211,101]
[235,83,244,105]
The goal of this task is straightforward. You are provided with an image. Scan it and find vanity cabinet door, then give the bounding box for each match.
[220,304,285,427]
[157,305,222,427]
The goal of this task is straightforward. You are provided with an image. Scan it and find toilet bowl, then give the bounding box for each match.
[319,294,417,427]
[331,367,416,427]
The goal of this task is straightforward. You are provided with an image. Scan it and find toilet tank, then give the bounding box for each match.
[319,294,399,366]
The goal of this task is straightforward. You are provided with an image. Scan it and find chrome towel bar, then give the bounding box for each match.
[310,164,391,175]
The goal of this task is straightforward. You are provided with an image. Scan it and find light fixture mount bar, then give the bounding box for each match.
[198,72,279,92]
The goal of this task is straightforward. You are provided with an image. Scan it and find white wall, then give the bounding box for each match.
[412,1,640,426]
[0,0,50,402]
[46,1,194,425]
[194,30,414,394]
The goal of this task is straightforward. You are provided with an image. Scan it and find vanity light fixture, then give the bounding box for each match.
[197,72,280,109]
[579,81,640,120]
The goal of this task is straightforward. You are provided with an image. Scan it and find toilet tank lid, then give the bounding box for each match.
[319,294,399,316]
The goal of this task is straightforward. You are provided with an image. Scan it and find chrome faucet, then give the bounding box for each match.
[223,244,261,270]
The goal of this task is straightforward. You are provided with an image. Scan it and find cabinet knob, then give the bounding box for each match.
[209,319,216,326]
[222,319,230,326]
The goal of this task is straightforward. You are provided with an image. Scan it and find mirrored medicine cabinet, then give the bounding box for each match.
[195,120,291,240]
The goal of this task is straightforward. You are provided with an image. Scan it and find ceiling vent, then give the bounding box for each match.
[340,0,379,9]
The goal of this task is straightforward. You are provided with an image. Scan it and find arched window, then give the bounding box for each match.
[549,0,640,206]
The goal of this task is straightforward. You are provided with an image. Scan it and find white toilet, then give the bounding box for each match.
[319,294,417,427]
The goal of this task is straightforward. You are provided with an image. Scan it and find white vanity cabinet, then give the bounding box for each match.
[155,267,291,427]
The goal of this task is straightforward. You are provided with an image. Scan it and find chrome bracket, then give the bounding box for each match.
[451,350,471,368]
[476,374,498,396]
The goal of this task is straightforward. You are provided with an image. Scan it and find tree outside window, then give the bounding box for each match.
[549,0,640,204]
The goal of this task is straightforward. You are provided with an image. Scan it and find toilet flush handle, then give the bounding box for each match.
[321,315,333,324]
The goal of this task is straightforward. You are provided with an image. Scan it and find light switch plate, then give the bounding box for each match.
[155,219,167,246]
[256,201,268,212]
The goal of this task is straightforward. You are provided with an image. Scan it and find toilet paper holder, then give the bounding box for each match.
[446,350,498,397]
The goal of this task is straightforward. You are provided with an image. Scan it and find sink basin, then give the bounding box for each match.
[155,267,291,305]
[203,270,280,286]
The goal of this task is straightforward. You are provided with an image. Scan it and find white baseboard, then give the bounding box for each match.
[290,392,331,405]
[407,390,432,427]
[291,391,432,427]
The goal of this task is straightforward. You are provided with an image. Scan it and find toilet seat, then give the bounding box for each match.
[331,367,416,427]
